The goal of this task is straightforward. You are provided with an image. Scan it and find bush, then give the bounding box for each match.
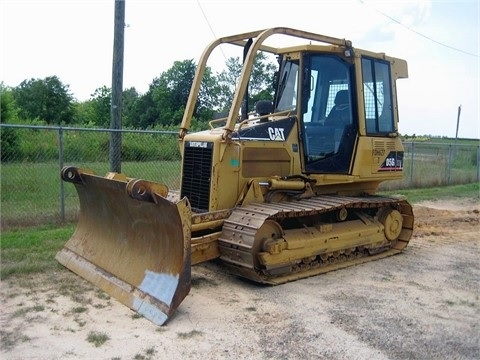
[121,132,180,161]
[0,127,20,162]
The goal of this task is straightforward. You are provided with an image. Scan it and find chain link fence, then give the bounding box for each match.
[1,124,479,230]
[1,124,181,229]
[379,141,480,190]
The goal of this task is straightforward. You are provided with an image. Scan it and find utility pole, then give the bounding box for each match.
[454,104,461,157]
[109,0,125,172]
[455,104,461,145]
[449,104,462,184]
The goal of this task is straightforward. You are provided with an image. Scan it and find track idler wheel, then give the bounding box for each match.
[256,220,284,265]
[377,207,403,241]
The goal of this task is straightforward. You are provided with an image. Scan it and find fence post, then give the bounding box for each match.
[447,144,452,184]
[410,141,415,187]
[59,127,65,221]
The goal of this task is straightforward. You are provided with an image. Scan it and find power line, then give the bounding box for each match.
[196,0,228,62]
[196,0,217,40]
[358,0,479,58]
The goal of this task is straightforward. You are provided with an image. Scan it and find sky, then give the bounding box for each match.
[1,0,479,138]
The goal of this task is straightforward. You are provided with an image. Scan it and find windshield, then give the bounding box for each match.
[276,60,299,112]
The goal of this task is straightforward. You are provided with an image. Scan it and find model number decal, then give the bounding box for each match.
[385,157,397,167]
[379,151,404,171]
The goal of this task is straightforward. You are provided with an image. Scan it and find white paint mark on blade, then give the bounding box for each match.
[138,271,179,306]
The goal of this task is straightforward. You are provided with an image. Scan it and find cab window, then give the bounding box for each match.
[362,57,394,134]
[301,54,356,174]
[276,61,299,112]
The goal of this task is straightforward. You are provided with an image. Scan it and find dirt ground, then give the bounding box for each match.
[1,198,479,360]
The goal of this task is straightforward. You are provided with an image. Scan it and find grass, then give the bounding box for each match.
[71,306,88,314]
[12,305,45,318]
[1,224,75,279]
[378,151,478,190]
[133,347,157,360]
[86,331,109,347]
[177,330,203,339]
[0,330,30,351]
[190,275,218,288]
[379,182,479,204]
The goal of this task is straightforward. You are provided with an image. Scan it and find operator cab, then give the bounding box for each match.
[275,52,396,174]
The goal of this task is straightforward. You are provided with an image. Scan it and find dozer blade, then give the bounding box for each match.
[56,166,192,326]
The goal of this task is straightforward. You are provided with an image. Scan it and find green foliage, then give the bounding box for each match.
[150,60,198,127]
[88,86,111,127]
[112,55,275,129]
[1,83,19,123]
[0,225,75,278]
[379,183,479,204]
[1,127,180,163]
[249,52,277,106]
[18,128,58,161]
[126,90,156,128]
[73,100,96,125]
[197,65,221,118]
[122,87,140,127]
[215,52,276,114]
[62,130,109,162]
[0,85,22,161]
[86,331,110,347]
[12,76,74,125]
[216,57,242,112]
[121,132,180,161]
[0,127,20,162]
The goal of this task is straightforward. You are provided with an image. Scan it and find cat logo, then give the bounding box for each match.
[268,127,286,141]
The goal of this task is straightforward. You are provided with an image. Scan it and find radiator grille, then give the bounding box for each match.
[181,142,213,212]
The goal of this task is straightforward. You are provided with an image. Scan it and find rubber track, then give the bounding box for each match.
[218,195,414,284]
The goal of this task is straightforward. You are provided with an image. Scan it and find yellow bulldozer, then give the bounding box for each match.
[56,27,414,326]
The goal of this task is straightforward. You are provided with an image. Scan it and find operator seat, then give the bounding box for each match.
[325,89,351,126]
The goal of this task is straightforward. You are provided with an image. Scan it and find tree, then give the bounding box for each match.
[67,53,278,129]
[216,57,242,113]
[248,52,277,106]
[122,87,140,128]
[128,89,157,129]
[196,66,221,122]
[216,52,277,114]
[73,100,96,126]
[0,83,20,161]
[12,76,74,124]
[152,59,197,126]
[0,82,19,123]
[134,59,213,128]
[89,86,112,127]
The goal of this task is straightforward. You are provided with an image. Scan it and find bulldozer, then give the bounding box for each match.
[56,27,414,326]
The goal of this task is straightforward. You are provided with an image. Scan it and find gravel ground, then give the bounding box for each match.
[1,199,479,360]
